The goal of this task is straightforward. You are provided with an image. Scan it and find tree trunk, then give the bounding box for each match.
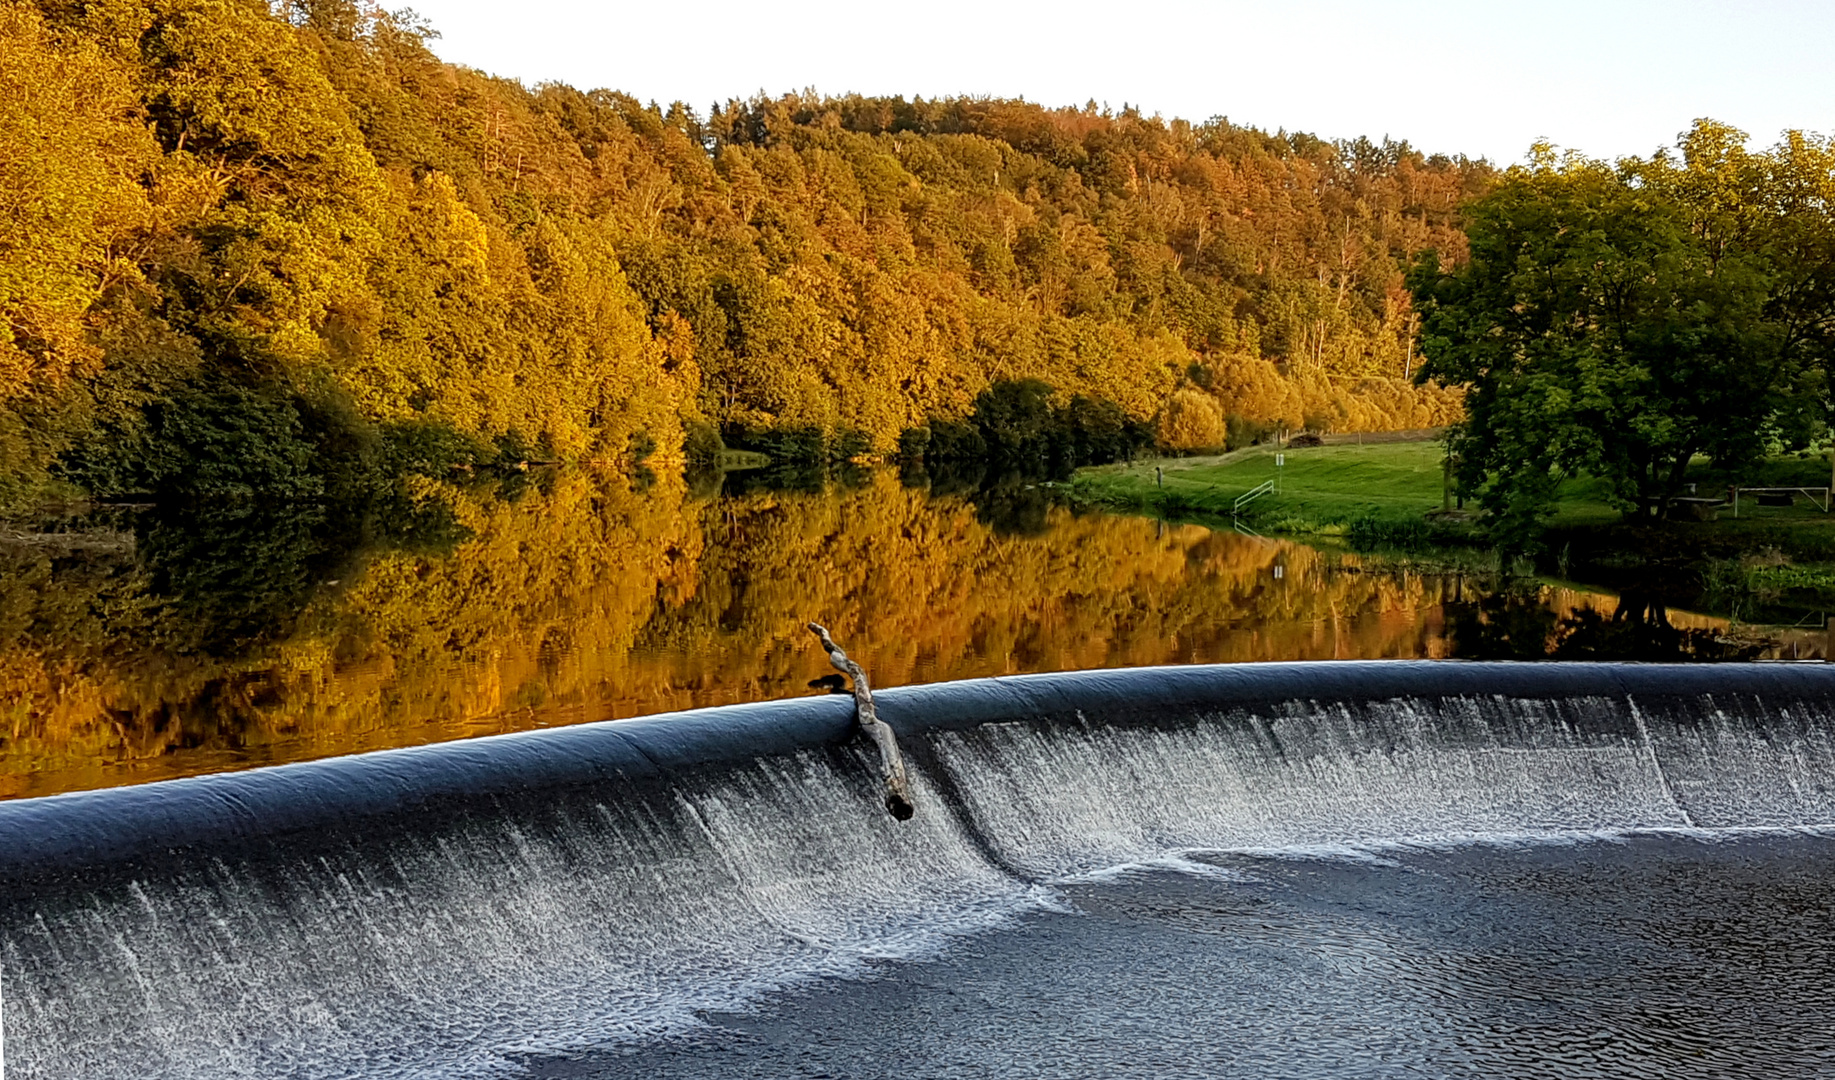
[1657,451,1694,519]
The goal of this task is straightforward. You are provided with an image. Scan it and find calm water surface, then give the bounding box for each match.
[0,468,1813,798]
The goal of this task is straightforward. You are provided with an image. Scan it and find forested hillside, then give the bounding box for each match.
[0,0,1485,507]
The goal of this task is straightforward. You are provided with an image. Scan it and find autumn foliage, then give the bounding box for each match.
[0,0,1478,506]
[1,471,1476,798]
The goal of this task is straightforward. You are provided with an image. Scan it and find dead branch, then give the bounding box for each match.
[807,622,915,820]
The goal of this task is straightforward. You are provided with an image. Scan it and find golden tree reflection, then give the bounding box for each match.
[0,473,1785,800]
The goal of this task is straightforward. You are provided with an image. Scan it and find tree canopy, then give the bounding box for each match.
[1411,122,1835,544]
[0,0,1481,506]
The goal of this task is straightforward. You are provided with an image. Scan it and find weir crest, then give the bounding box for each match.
[2,661,1833,1079]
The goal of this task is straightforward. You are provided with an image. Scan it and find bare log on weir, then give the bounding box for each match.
[807,622,916,820]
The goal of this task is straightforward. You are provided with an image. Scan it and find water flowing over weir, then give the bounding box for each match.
[3,662,1835,1079]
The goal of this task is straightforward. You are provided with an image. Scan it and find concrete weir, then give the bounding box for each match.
[3,662,1834,1079]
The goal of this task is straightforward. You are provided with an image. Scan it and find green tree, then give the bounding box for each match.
[1644,122,1835,474]
[1412,144,1784,546]
[971,378,1057,464]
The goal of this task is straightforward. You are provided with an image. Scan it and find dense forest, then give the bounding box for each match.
[0,0,1483,508]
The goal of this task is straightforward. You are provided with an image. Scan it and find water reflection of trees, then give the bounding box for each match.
[898,460,1070,536]
[1445,588,1768,662]
[0,470,1750,799]
[139,503,368,656]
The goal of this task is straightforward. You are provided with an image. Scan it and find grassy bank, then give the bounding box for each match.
[1075,440,1835,537]
[1073,437,1835,622]
[1074,440,1620,543]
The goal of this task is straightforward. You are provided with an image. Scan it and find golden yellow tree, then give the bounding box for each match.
[1159,387,1226,450]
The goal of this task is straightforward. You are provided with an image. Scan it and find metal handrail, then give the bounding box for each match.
[1732,486,1832,517]
[1233,479,1275,516]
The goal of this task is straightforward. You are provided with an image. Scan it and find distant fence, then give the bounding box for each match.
[1317,427,1446,446]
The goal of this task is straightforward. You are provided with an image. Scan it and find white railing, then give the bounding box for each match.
[1233,479,1275,516]
[1731,486,1832,517]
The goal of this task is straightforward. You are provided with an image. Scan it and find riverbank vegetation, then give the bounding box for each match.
[1073,439,1617,543]
[1411,124,1835,548]
[1075,435,1835,624]
[0,0,1485,510]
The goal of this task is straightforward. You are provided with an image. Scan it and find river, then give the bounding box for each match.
[0,467,1818,799]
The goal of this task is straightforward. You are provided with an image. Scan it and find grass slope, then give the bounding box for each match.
[1075,439,1623,536]
[1075,438,1835,624]
[1081,436,1835,567]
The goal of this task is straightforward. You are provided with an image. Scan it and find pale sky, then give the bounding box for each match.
[406,0,1834,164]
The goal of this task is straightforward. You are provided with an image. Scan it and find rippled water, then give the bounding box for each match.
[540,829,1835,1079]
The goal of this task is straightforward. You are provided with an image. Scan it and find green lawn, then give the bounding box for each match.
[1074,439,1835,623]
[1072,439,1628,540]
[1073,437,1835,554]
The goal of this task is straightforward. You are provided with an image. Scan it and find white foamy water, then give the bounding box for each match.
[1,748,1024,1079]
[3,675,1834,1078]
